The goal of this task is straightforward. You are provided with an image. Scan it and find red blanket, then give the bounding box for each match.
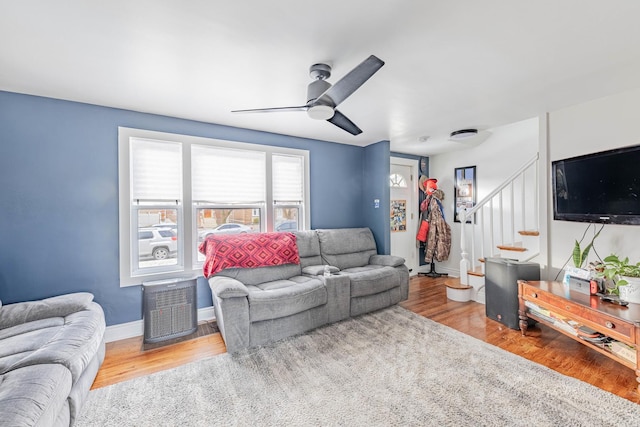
[199,232,300,278]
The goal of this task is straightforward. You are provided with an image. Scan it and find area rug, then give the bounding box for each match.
[77,306,640,426]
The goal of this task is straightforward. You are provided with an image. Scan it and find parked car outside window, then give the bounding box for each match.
[138,228,178,260]
[198,223,253,241]
[151,222,177,231]
[275,220,298,232]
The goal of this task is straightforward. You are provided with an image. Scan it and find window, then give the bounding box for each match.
[390,173,407,188]
[119,127,309,287]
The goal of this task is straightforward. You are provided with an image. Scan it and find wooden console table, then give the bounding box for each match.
[518,280,640,391]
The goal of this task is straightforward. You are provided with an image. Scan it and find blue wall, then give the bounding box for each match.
[364,141,391,254]
[0,91,391,325]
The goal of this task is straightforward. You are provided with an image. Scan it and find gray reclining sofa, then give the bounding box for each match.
[0,292,106,426]
[208,227,409,352]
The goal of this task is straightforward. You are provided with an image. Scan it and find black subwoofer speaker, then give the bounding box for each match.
[485,258,540,330]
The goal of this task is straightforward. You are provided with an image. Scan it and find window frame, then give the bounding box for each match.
[118,127,310,287]
[131,204,184,276]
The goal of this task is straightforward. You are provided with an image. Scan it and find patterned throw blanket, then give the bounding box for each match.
[199,232,300,278]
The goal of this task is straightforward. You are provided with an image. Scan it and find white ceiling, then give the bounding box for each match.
[3,1,640,156]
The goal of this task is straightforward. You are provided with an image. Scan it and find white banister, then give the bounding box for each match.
[499,192,504,245]
[459,209,469,285]
[509,181,515,245]
[480,209,486,264]
[489,199,495,254]
[459,154,539,281]
[534,162,539,230]
[521,173,526,231]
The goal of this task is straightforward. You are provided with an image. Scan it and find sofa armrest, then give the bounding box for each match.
[302,265,340,276]
[369,255,405,268]
[0,293,95,330]
[209,277,249,299]
[207,276,250,352]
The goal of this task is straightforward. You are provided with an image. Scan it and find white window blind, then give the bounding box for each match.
[191,145,266,203]
[273,154,304,203]
[131,138,182,201]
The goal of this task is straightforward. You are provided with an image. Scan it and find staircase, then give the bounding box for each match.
[446,154,540,304]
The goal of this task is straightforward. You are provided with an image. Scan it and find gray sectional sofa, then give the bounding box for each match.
[0,292,106,427]
[208,227,409,352]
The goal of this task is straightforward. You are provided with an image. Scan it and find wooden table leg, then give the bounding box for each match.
[518,309,529,336]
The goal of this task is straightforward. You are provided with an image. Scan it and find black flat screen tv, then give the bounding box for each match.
[552,145,640,225]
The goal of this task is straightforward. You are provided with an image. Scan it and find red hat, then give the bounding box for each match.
[419,176,438,194]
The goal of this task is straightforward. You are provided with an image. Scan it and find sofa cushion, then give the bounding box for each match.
[341,266,400,298]
[302,265,340,276]
[0,317,63,341]
[216,263,302,287]
[0,303,105,384]
[369,254,405,267]
[0,364,72,427]
[293,230,323,268]
[317,228,378,270]
[0,321,63,372]
[247,276,327,322]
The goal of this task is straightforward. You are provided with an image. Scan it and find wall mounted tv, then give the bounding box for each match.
[552,145,640,225]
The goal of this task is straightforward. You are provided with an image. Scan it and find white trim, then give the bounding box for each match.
[104,306,217,343]
[390,156,420,274]
[118,127,310,287]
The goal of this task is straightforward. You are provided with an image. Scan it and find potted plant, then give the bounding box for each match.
[564,227,602,282]
[599,254,640,302]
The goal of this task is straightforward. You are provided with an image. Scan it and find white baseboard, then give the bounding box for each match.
[104,306,216,343]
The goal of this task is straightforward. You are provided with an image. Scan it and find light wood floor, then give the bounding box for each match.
[92,275,640,404]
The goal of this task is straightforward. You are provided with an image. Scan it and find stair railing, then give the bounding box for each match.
[458,154,539,285]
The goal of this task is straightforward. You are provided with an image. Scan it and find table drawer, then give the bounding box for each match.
[522,285,634,343]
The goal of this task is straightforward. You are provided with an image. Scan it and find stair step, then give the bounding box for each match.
[444,278,473,302]
[444,278,472,290]
[468,266,485,277]
[518,230,540,236]
[496,244,527,252]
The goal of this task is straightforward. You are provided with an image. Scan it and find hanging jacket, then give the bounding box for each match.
[424,196,451,262]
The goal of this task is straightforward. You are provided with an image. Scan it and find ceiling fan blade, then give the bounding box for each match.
[232,105,308,114]
[327,109,362,135]
[319,55,384,107]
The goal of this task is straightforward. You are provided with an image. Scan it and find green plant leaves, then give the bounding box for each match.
[599,254,640,294]
[572,239,593,268]
[572,228,601,269]
[602,254,640,278]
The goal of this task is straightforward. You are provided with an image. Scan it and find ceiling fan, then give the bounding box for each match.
[232,55,385,135]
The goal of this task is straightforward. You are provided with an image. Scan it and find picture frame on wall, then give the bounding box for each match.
[454,166,476,223]
[390,199,407,232]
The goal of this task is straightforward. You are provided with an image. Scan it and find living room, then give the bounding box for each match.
[3,1,640,425]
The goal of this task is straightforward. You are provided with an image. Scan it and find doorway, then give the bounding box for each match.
[390,157,419,275]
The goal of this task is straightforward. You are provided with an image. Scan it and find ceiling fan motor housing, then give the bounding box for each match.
[307,79,332,104]
[307,64,334,120]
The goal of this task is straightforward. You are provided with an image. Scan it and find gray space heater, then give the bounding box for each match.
[142,277,197,343]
